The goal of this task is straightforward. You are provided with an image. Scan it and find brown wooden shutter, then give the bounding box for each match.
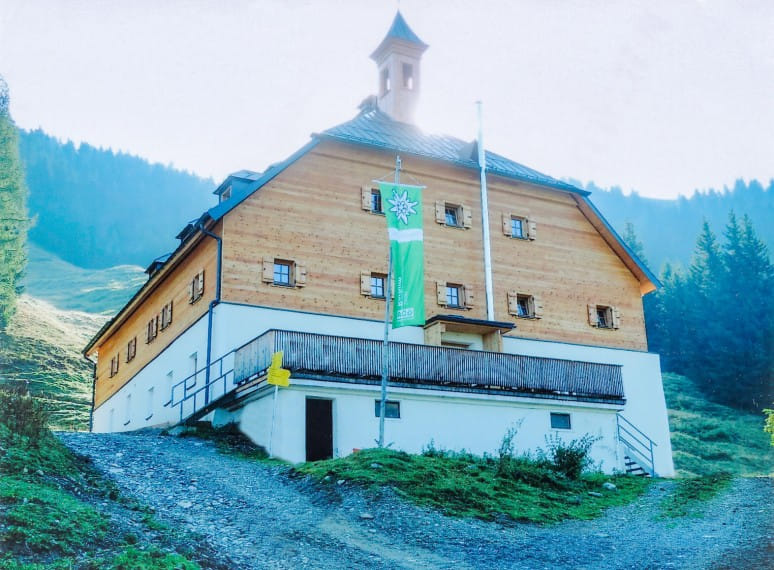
[533,296,544,318]
[435,201,445,224]
[188,279,195,303]
[587,304,598,326]
[436,281,446,305]
[612,306,621,329]
[197,270,205,296]
[464,284,475,308]
[168,301,173,323]
[295,263,307,287]
[507,291,518,315]
[262,258,274,283]
[527,218,537,240]
[502,213,511,236]
[361,186,372,211]
[360,271,371,295]
[462,205,473,228]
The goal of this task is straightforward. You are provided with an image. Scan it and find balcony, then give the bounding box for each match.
[234,329,625,404]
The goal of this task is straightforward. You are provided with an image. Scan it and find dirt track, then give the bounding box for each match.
[59,431,774,569]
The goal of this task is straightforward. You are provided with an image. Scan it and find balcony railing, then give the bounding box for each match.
[234,329,625,404]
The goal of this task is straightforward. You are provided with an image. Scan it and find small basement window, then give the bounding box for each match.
[550,412,571,430]
[374,400,400,419]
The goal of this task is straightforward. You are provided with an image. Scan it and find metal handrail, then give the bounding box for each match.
[164,349,236,408]
[617,413,656,477]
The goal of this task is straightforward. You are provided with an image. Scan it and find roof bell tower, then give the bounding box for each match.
[370,11,428,124]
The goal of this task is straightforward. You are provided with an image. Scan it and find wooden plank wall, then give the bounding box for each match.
[93,234,218,408]
[221,139,648,351]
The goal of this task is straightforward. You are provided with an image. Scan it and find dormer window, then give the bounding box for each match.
[402,63,414,90]
[380,67,391,95]
[221,186,232,201]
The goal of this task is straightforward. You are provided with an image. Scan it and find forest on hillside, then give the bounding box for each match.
[18,129,214,269]
[580,178,774,273]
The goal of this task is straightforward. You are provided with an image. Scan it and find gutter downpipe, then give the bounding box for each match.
[197,221,222,408]
[84,354,97,432]
[477,101,495,321]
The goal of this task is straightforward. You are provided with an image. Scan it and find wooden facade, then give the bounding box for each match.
[88,138,651,409]
[220,139,648,348]
[90,231,219,408]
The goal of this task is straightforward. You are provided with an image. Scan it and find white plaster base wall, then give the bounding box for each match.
[503,336,675,476]
[230,380,622,472]
[92,315,210,432]
[92,302,674,476]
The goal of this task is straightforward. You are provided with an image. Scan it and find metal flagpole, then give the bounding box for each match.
[477,101,495,321]
[378,155,401,448]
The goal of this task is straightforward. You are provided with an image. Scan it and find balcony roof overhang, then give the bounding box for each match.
[425,314,515,335]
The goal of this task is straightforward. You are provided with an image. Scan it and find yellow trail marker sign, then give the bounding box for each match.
[267,350,290,387]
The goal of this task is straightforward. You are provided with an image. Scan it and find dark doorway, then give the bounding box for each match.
[305,398,333,461]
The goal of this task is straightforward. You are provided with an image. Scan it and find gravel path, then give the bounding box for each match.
[59,432,773,570]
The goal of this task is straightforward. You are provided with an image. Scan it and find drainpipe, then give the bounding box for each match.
[196,221,222,407]
[476,101,495,321]
[83,354,97,432]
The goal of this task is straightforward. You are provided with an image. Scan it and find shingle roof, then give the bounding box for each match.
[320,108,586,195]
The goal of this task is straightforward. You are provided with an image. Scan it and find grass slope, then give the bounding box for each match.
[296,448,650,524]
[663,373,773,477]
[24,244,145,315]
[0,390,202,569]
[0,295,105,429]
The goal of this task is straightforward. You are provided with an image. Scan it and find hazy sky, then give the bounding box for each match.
[1,0,772,199]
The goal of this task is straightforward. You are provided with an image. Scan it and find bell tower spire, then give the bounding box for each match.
[370,11,428,124]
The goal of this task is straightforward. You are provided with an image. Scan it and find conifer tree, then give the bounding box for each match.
[0,76,28,330]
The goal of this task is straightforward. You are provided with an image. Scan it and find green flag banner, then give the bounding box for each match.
[379,181,426,328]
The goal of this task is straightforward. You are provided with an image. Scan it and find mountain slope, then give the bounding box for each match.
[0,295,106,429]
[24,244,145,315]
[18,128,215,269]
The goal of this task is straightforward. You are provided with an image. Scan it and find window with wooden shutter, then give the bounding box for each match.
[435,201,445,224]
[146,316,159,343]
[295,264,307,287]
[361,186,372,211]
[587,304,599,327]
[188,279,195,304]
[462,205,473,228]
[189,270,205,303]
[160,301,173,330]
[126,337,137,362]
[463,284,474,308]
[436,281,447,305]
[109,354,120,377]
[507,290,519,314]
[611,307,621,329]
[197,271,205,296]
[532,296,544,319]
[526,218,537,240]
[262,258,274,283]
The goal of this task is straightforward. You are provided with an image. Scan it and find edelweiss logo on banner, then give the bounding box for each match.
[388,189,418,225]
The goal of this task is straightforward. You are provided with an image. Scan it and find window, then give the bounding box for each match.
[445,204,461,227]
[374,400,400,419]
[262,258,307,287]
[511,217,525,239]
[507,291,543,319]
[160,301,173,330]
[126,337,137,362]
[109,354,120,377]
[502,212,536,240]
[437,281,474,309]
[380,67,390,94]
[446,284,462,308]
[146,386,154,421]
[361,186,384,214]
[402,63,414,89]
[273,261,291,286]
[588,304,620,329]
[146,315,159,343]
[370,190,383,214]
[550,412,571,430]
[189,270,205,303]
[370,274,386,298]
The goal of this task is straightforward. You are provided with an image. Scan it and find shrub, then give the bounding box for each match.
[0,384,49,442]
[764,408,774,447]
[541,434,600,480]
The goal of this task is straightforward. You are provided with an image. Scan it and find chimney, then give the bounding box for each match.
[370,12,428,124]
